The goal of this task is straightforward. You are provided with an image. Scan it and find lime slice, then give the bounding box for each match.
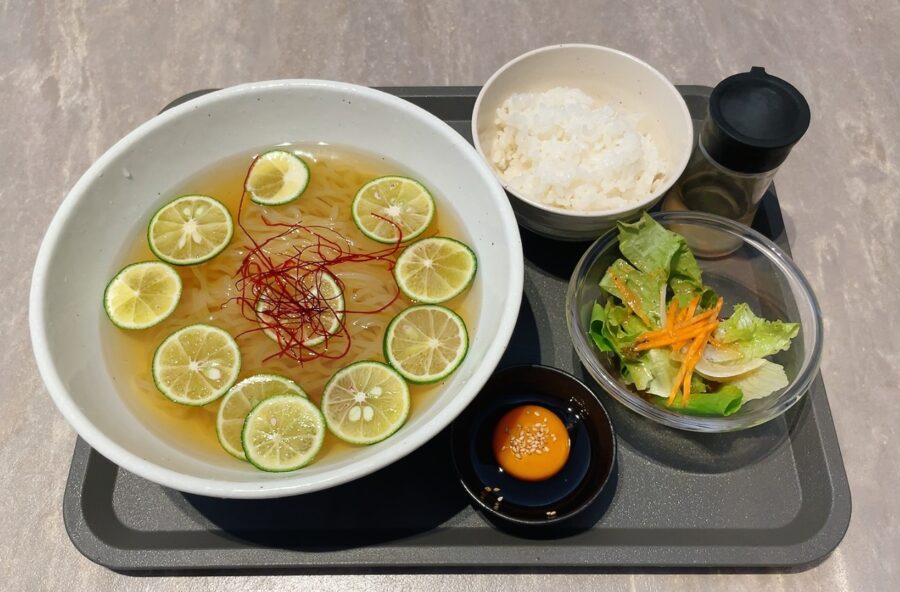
[241,395,326,472]
[384,305,468,384]
[152,324,241,406]
[245,150,310,206]
[148,195,234,265]
[103,261,182,329]
[216,374,306,460]
[352,176,435,243]
[321,361,410,445]
[256,271,344,347]
[393,237,477,304]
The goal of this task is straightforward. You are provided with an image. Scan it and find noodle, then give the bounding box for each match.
[102,144,477,462]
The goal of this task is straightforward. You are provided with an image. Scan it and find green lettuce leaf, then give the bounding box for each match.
[656,384,744,416]
[599,259,664,329]
[591,298,657,390]
[588,303,614,353]
[620,348,709,397]
[618,213,716,308]
[617,213,683,275]
[598,300,648,356]
[671,277,719,309]
[715,303,799,360]
[622,359,652,391]
[637,348,681,397]
[690,373,709,394]
[625,350,711,399]
[669,240,702,285]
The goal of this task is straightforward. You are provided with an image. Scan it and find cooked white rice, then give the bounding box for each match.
[490,87,668,212]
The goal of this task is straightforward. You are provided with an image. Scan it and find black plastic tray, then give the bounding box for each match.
[63,86,850,573]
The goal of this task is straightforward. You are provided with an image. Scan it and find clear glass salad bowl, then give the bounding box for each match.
[566,211,823,432]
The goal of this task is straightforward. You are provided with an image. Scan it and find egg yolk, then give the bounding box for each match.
[492,404,570,481]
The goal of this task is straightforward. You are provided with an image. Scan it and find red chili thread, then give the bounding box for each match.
[230,154,403,364]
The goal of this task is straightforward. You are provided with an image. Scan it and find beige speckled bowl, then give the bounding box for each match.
[472,44,693,241]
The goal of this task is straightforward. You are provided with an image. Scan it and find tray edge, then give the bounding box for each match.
[61,85,851,573]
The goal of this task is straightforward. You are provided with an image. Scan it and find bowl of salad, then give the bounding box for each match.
[566,212,822,432]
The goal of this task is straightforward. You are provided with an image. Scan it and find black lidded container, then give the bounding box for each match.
[705,66,811,174]
[664,67,811,228]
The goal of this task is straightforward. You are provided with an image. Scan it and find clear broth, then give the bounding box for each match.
[103,144,479,464]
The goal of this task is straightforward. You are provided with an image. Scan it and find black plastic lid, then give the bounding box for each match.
[702,67,810,174]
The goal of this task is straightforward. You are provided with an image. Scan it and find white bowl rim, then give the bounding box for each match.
[471,43,693,218]
[29,79,524,498]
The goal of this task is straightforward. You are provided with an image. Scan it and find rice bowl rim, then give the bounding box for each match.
[472,43,693,219]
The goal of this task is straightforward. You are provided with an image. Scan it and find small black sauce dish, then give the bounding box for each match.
[451,365,617,533]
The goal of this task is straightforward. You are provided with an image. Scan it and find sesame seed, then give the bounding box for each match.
[492,487,500,492]
[504,417,556,458]
[497,496,504,502]
[546,510,557,517]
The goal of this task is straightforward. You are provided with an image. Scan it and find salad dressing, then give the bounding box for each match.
[589,214,799,416]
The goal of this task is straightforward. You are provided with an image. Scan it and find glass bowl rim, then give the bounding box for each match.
[565,210,823,432]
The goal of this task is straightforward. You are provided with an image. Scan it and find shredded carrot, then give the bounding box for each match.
[635,296,726,406]
[637,327,668,342]
[635,321,719,350]
[666,351,692,403]
[666,333,706,405]
[684,322,718,404]
[674,307,717,329]
[685,295,700,318]
[666,326,715,406]
[639,298,722,343]
[665,300,677,329]
[610,272,652,327]
[671,301,704,350]
[671,337,692,354]
[682,369,692,404]
[672,298,723,340]
[682,339,701,403]
[639,321,686,343]
[658,312,713,351]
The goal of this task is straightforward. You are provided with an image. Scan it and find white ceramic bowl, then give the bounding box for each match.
[30,80,523,499]
[472,44,694,241]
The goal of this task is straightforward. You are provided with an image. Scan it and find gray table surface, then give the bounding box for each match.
[2,1,897,590]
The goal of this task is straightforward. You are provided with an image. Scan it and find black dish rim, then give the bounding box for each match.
[450,364,617,528]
